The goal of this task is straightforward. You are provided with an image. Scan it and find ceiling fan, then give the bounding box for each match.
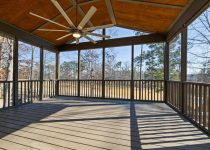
[30,0,114,44]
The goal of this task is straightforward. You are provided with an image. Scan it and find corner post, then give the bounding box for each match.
[39,47,44,100]
[13,36,19,106]
[131,44,134,100]
[55,51,60,96]
[77,50,80,97]
[164,42,169,103]
[181,27,187,114]
[102,29,106,99]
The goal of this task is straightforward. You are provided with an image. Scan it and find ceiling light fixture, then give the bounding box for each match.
[73,31,81,38]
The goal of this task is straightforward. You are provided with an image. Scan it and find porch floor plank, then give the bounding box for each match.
[0,97,210,150]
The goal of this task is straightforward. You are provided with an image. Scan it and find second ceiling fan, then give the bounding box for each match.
[30,0,113,44]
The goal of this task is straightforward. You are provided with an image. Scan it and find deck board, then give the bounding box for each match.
[0,97,210,150]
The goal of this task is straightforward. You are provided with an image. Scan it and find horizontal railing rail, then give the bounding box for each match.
[58,79,165,101]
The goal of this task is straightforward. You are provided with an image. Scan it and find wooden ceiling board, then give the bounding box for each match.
[0,0,72,32]
[0,0,190,46]
[112,1,181,33]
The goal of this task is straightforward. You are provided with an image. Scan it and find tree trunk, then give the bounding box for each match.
[5,38,13,107]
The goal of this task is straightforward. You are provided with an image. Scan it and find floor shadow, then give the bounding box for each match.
[0,101,68,140]
[130,101,142,149]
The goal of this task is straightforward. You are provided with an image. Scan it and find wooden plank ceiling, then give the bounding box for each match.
[0,0,189,46]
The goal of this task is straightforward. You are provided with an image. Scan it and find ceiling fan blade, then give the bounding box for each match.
[83,35,97,44]
[85,32,110,38]
[30,12,69,29]
[76,38,79,44]
[84,24,114,32]
[57,33,72,40]
[51,0,76,28]
[37,29,69,32]
[77,6,97,30]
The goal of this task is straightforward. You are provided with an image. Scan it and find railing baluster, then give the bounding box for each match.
[3,82,6,108]
[203,85,207,128]
[8,83,10,107]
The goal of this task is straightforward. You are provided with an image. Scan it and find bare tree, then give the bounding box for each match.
[187,8,210,82]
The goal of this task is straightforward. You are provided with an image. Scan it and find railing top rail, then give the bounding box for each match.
[167,80,210,86]
[58,79,164,82]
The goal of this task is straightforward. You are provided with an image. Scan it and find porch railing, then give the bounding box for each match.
[0,80,56,109]
[58,79,165,101]
[167,81,210,134]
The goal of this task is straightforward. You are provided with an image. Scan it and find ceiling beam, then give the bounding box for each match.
[119,0,184,9]
[167,0,194,33]
[167,0,210,40]
[68,0,94,27]
[59,33,166,51]
[78,0,100,6]
[105,0,116,25]
[0,20,57,51]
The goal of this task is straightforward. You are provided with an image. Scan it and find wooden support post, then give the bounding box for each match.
[77,50,80,97]
[13,36,19,106]
[131,45,134,100]
[181,27,187,114]
[55,51,60,96]
[164,42,169,103]
[181,27,187,82]
[39,47,44,101]
[102,29,105,99]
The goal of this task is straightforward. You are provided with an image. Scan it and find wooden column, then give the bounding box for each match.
[13,36,19,106]
[39,47,44,101]
[102,29,105,98]
[181,27,187,82]
[164,42,169,102]
[77,50,80,97]
[55,51,60,96]
[131,45,134,100]
[181,27,187,113]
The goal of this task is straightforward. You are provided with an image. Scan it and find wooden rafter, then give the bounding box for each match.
[78,0,101,6]
[105,0,116,25]
[31,6,74,33]
[118,0,184,9]
[68,0,94,27]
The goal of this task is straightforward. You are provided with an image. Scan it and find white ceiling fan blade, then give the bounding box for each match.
[84,24,114,32]
[30,12,69,29]
[85,32,110,38]
[77,6,97,30]
[57,33,72,40]
[83,35,97,44]
[37,29,69,32]
[51,0,76,28]
[76,38,79,44]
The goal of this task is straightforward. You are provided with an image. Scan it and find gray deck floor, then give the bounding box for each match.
[0,97,210,150]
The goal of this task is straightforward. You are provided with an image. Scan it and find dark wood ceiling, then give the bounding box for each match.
[0,0,190,46]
